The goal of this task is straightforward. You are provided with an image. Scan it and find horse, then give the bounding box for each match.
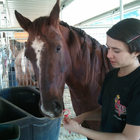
[9,39,38,87]
[15,0,112,136]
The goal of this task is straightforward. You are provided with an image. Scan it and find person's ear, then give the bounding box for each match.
[135,52,140,57]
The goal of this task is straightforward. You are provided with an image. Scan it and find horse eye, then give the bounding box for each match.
[55,46,61,52]
[25,55,29,60]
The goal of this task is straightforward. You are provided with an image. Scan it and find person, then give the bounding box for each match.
[63,18,140,140]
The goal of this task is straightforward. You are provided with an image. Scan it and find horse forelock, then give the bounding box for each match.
[29,16,49,37]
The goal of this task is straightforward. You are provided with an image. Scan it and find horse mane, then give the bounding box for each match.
[60,21,101,48]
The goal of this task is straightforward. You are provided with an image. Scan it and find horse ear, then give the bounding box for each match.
[49,0,60,26]
[15,10,32,32]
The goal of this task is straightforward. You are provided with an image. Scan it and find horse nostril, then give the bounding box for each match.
[53,100,62,114]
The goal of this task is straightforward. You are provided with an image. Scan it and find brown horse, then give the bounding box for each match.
[15,0,112,134]
[9,40,38,87]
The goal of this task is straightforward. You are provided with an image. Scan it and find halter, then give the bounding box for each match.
[63,109,70,117]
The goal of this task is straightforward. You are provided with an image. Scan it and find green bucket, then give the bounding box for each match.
[0,124,20,140]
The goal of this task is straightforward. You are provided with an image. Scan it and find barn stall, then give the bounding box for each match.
[0,0,140,140]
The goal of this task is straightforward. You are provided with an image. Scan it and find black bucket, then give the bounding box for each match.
[0,86,61,140]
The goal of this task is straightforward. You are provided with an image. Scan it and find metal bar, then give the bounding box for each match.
[0,25,112,31]
[61,0,74,10]
[75,24,112,29]
[120,0,123,20]
[0,1,3,28]
[4,0,12,27]
[0,11,1,28]
[0,28,23,31]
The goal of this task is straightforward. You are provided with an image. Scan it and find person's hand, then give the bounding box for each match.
[73,113,86,125]
[63,116,81,134]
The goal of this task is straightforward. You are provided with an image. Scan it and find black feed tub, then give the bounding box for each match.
[0,86,61,140]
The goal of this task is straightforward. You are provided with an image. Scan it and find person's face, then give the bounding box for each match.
[106,35,137,68]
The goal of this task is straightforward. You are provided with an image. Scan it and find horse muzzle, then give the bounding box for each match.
[39,100,64,118]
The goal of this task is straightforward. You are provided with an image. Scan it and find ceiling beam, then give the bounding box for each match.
[60,0,74,10]
[2,0,12,27]
[74,0,140,26]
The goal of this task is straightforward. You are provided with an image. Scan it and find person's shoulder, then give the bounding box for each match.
[134,66,140,75]
[134,66,140,78]
[130,66,140,91]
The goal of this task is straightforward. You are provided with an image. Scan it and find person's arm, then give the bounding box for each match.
[80,124,140,140]
[63,117,140,140]
[73,108,102,124]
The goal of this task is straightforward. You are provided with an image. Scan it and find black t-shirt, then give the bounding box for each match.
[98,66,140,133]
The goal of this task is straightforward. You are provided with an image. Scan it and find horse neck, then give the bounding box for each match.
[59,25,92,87]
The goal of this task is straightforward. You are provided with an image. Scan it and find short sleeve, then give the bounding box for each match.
[127,91,140,125]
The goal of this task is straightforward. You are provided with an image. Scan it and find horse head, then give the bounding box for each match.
[15,0,71,118]
[9,40,24,58]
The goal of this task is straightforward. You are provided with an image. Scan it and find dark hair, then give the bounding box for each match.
[107,18,140,56]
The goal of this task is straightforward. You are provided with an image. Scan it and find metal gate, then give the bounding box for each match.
[0,30,29,89]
